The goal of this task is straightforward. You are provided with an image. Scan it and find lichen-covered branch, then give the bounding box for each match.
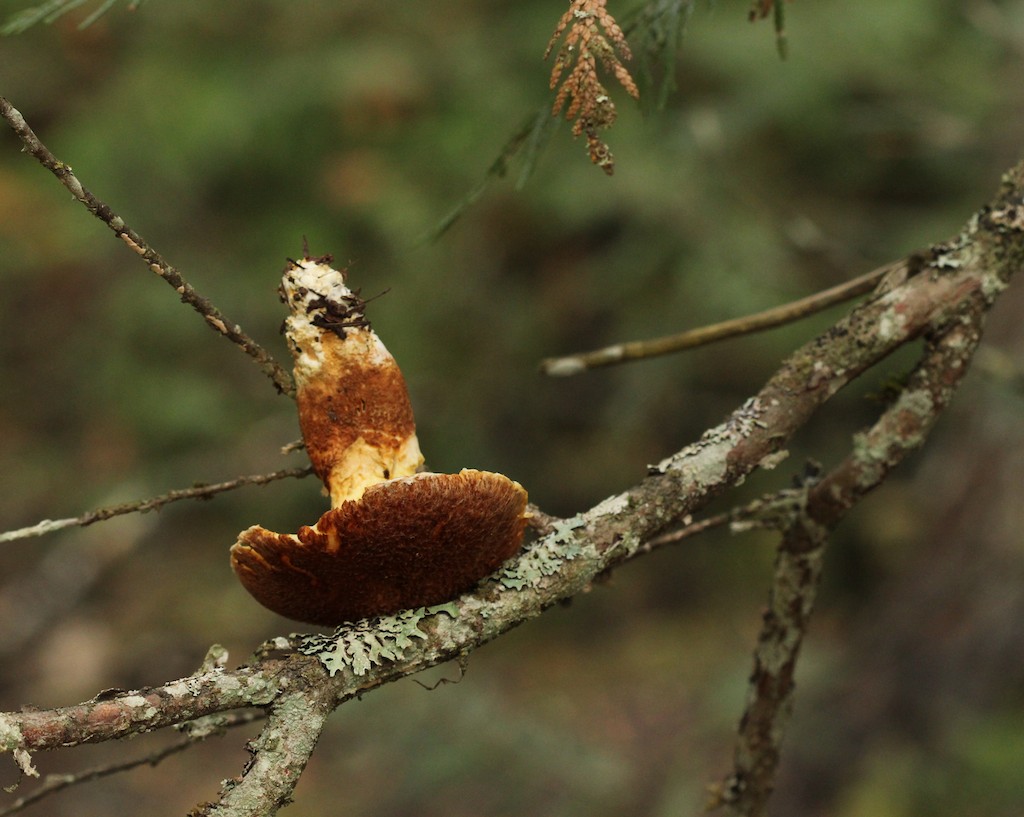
[1,662,285,755]
[707,483,829,817]
[712,303,987,816]
[0,712,263,817]
[201,684,335,817]
[294,163,1023,697]
[701,171,1024,814]
[0,97,295,397]
[0,164,1020,815]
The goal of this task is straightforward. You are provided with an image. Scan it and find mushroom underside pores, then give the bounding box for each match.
[231,469,528,626]
[229,255,529,626]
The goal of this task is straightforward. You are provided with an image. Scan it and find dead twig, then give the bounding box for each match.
[0,465,314,544]
[0,97,295,398]
[540,262,901,376]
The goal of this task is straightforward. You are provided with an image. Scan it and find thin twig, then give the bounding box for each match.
[0,466,314,544]
[540,262,902,376]
[0,711,264,817]
[423,104,552,242]
[0,97,295,397]
[638,511,728,550]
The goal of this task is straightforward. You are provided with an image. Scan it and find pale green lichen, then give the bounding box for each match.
[980,266,1010,302]
[178,713,234,740]
[296,603,459,677]
[198,644,229,673]
[851,386,934,481]
[0,713,23,752]
[894,386,934,418]
[500,516,586,590]
[653,397,764,481]
[933,253,963,270]
[0,713,37,781]
[119,695,158,720]
[216,674,244,694]
[876,307,905,343]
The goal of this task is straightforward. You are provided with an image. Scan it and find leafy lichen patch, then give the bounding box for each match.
[296,603,458,677]
[0,713,23,751]
[500,516,586,590]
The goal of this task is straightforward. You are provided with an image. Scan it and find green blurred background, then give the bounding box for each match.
[2,1,1024,814]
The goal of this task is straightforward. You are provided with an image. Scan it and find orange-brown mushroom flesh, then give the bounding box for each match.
[282,256,424,505]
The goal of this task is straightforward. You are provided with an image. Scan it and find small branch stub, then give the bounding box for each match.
[231,255,529,626]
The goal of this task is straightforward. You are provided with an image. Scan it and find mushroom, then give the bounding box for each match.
[230,255,528,626]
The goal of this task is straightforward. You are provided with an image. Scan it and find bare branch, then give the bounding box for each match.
[541,262,899,375]
[0,466,314,544]
[0,97,296,398]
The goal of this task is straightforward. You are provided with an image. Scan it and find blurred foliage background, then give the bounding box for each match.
[2,1,1024,815]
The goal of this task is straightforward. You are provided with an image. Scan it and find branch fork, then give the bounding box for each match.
[2,91,1023,817]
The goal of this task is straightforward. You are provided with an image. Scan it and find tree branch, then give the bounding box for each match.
[201,684,334,817]
[711,299,987,816]
[1,162,1020,814]
[540,261,901,376]
[0,712,263,817]
[3,665,282,754]
[0,465,314,544]
[0,97,296,398]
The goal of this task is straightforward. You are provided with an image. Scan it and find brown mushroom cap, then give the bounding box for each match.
[230,469,528,625]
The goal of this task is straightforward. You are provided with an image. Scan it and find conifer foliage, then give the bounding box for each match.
[545,0,639,175]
